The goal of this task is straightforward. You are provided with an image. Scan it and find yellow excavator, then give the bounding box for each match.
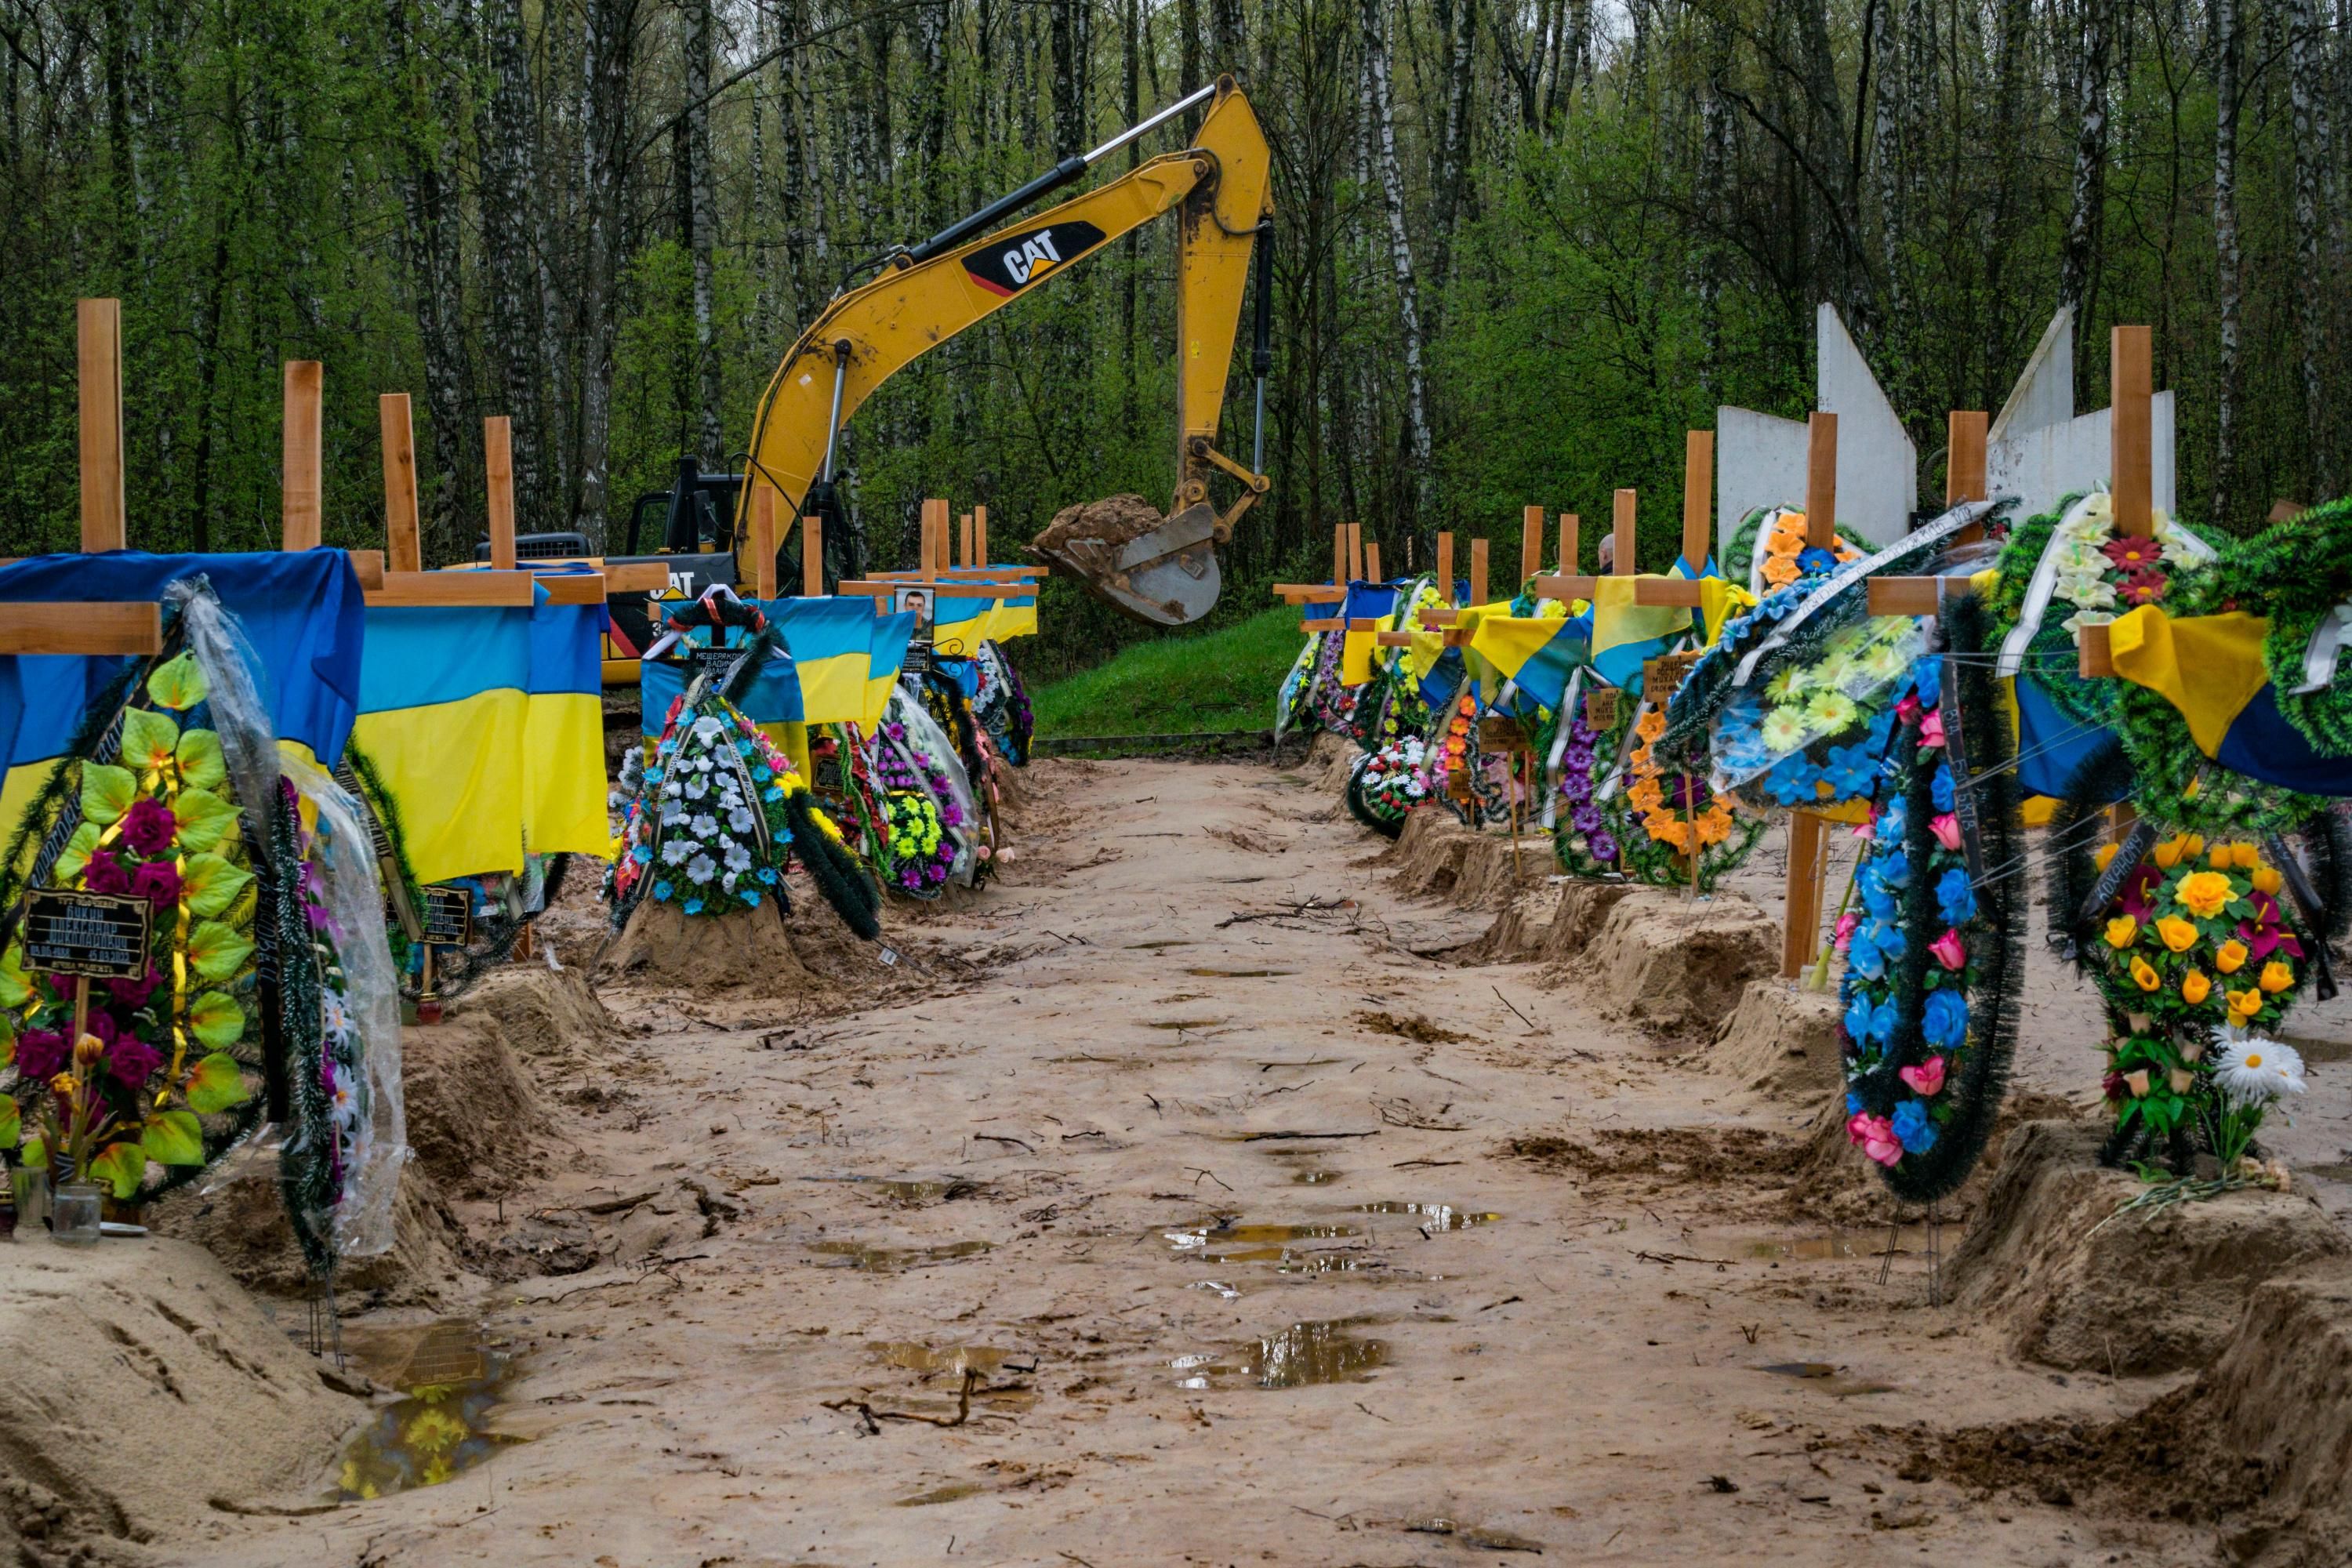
[728,75,1276,626]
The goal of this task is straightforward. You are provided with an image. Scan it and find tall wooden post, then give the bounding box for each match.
[380,393,422,573]
[1682,431,1713,569]
[1365,542,1381,582]
[1805,412,1838,550]
[483,416,517,569]
[975,504,989,564]
[77,299,126,552]
[1332,523,1347,587]
[1559,514,1578,574]
[753,488,779,598]
[802,516,824,597]
[1436,532,1454,599]
[1522,504,1544,583]
[282,361,324,551]
[1469,537,1490,606]
[1610,489,1636,575]
[1947,409,1989,546]
[921,497,949,579]
[1781,813,1829,978]
[1347,522,1364,583]
[2111,325,2154,537]
[960,510,975,568]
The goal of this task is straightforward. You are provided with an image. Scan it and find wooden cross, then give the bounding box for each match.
[1780,411,1844,978]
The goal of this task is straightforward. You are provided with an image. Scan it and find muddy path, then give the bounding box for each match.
[180,757,2240,1567]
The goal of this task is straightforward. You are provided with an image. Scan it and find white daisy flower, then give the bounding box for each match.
[2212,1036,2307,1108]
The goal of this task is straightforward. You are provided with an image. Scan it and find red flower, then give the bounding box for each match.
[129,860,180,909]
[2102,537,2163,572]
[119,797,177,856]
[2120,863,2161,922]
[105,1033,163,1090]
[82,849,132,895]
[2116,568,2168,607]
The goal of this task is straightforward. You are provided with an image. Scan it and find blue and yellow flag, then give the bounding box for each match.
[1339,583,1401,687]
[639,642,804,735]
[760,599,916,727]
[0,550,365,849]
[2107,604,2352,796]
[983,571,1040,642]
[522,579,616,862]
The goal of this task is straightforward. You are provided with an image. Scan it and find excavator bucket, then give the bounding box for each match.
[1029,495,1223,627]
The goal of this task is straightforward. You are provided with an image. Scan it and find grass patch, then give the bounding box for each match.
[1029,606,1307,737]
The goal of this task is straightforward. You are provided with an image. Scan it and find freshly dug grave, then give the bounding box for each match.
[149,1157,471,1311]
[1921,1263,2352,1567]
[1384,808,1548,910]
[0,1239,365,1559]
[1451,878,1641,966]
[600,898,837,1000]
[1305,731,1358,793]
[1548,889,1778,1040]
[1776,1089,2087,1229]
[1944,1120,2350,1375]
[451,962,621,1073]
[1686,977,1845,1102]
[401,994,557,1201]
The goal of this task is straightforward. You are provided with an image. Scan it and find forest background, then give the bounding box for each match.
[1,0,2346,680]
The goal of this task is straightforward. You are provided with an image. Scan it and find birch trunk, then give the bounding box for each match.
[2212,0,2242,526]
[1360,0,1433,524]
[687,0,722,466]
[480,0,544,523]
[574,0,637,545]
[2059,0,2112,325]
[2288,0,2332,495]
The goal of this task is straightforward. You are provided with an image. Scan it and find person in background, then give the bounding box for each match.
[1594,532,1614,575]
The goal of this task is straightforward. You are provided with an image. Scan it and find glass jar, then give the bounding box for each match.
[50,1181,103,1247]
[11,1166,49,1233]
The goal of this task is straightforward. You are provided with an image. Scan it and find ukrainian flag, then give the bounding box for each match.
[1465,600,1585,716]
[352,597,537,884]
[0,550,364,855]
[523,575,617,861]
[930,586,994,658]
[639,640,805,735]
[1339,583,1401,687]
[759,598,916,728]
[983,571,1040,642]
[2105,604,2352,795]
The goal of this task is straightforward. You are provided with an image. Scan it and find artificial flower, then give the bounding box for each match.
[119,797,177,856]
[1846,1112,1903,1167]
[1930,814,1962,852]
[2181,970,2212,1006]
[129,860,182,908]
[2155,916,2199,953]
[2259,960,2294,994]
[1935,868,1976,925]
[2153,837,2185,869]
[106,1034,162,1089]
[1921,989,1968,1050]
[2212,1036,2307,1108]
[2216,938,2249,974]
[2129,955,2161,991]
[1899,1055,1948,1097]
[1931,929,1968,971]
[1890,1100,1939,1154]
[2226,987,2262,1022]
[2175,871,2234,919]
[2252,866,2284,895]
[1918,709,1947,749]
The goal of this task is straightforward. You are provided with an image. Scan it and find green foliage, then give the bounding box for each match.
[1029,607,1310,736]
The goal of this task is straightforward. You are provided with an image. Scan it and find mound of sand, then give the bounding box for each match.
[149,1158,471,1311]
[601,898,834,1000]
[1686,978,1845,1102]
[1307,731,1359,793]
[1451,879,1641,966]
[1944,1120,2350,1374]
[1384,809,1548,910]
[1548,890,1778,1040]
[0,1238,366,1557]
[1777,1090,2085,1229]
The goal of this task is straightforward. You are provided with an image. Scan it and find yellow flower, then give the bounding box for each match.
[1766,517,1805,557]
[2226,987,2261,1020]
[2129,956,2161,992]
[2182,833,2206,860]
[1635,710,1667,742]
[2104,915,2139,949]
[2216,939,2249,974]
[1762,556,1800,588]
[2181,969,2212,1005]
[2174,870,2234,919]
[2230,840,2261,869]
[2252,866,2283,895]
[2208,845,2234,869]
[2259,960,2294,994]
[2153,836,2185,869]
[2155,916,2198,953]
[2095,843,2120,872]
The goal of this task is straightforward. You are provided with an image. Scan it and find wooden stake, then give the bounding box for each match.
[1437,532,1454,599]
[380,393,422,574]
[975,504,989,564]
[1781,811,1830,978]
[77,299,125,552]
[483,416,517,569]
[2111,325,2154,537]
[1611,489,1636,575]
[1559,513,1577,574]
[803,516,824,597]
[959,511,973,568]
[921,497,949,579]
[1347,522,1364,583]
[753,488,779,598]
[1469,537,1490,605]
[282,361,324,551]
[1332,523,1347,587]
[1682,431,1713,569]
[1522,504,1544,584]
[1805,412,1838,550]
[1947,408,1990,546]
[1365,541,1381,582]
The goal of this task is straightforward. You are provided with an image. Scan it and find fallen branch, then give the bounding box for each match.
[823,1367,979,1430]
[1240,1129,1379,1142]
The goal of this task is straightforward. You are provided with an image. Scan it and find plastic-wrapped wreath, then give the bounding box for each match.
[1345,737,1431,838]
[1838,597,2024,1203]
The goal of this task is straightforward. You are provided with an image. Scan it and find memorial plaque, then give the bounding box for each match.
[1584,687,1621,731]
[691,641,749,686]
[419,885,474,945]
[19,889,151,979]
[902,638,933,681]
[1641,650,1702,702]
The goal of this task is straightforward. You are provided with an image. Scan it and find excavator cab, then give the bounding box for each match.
[733,77,1276,628]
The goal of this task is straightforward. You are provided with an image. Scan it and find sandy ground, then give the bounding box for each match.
[159,753,2352,1567]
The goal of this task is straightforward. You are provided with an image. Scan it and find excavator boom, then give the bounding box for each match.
[735,78,1275,626]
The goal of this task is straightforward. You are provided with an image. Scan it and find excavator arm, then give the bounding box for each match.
[735,78,1275,626]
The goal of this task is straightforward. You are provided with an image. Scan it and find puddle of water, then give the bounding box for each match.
[1173,1318,1392,1389]
[1144,1018,1227,1031]
[1192,1280,1243,1301]
[332,1322,518,1501]
[809,1239,994,1271]
[1181,967,1297,978]
[866,1341,1013,1375]
[1126,939,1195,950]
[1292,1169,1341,1185]
[895,1482,986,1507]
[1164,1221,1361,1254]
[1274,1250,1380,1275]
[1757,1361,1897,1397]
[1744,1225,1929,1261]
[1352,1202,1501,1231]
[871,1178,978,1206]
